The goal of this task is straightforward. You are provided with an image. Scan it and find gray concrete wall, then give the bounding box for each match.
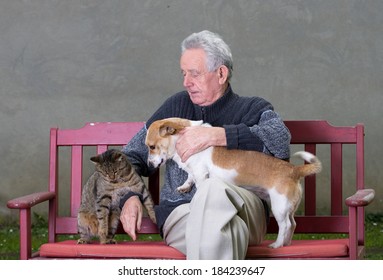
[1,0,382,219]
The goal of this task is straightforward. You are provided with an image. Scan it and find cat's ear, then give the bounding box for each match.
[116,154,123,162]
[90,155,102,164]
[112,152,124,162]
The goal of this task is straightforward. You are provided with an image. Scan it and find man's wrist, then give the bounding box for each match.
[119,192,143,209]
[210,127,227,146]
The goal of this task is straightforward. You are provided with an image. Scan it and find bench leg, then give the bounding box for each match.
[348,207,357,260]
[19,208,32,260]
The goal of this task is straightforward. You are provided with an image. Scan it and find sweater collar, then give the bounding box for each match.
[193,84,238,124]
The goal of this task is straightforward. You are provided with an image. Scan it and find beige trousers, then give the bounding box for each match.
[162,178,267,260]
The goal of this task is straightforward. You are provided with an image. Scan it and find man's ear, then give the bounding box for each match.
[218,65,229,85]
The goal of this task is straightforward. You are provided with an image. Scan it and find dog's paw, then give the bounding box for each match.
[177,184,192,193]
[177,186,192,193]
[268,242,283,249]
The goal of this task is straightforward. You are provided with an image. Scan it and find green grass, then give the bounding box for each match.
[364,213,383,259]
[1,213,382,260]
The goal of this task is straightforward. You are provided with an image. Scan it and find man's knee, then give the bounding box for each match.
[192,178,245,211]
[197,177,226,189]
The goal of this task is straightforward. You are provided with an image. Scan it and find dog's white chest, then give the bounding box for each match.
[179,148,238,185]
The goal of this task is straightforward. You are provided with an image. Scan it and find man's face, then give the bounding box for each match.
[180,49,226,106]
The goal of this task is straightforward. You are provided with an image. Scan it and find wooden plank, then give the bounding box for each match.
[49,128,59,243]
[57,122,144,145]
[304,144,316,215]
[71,146,83,217]
[267,216,349,234]
[285,120,357,144]
[56,217,158,235]
[331,143,343,215]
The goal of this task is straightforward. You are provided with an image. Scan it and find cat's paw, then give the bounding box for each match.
[77,238,90,244]
[103,239,117,244]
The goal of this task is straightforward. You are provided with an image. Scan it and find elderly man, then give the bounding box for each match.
[119,30,291,259]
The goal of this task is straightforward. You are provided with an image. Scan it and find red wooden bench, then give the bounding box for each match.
[7,120,375,259]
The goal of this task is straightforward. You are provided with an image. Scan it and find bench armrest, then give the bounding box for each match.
[7,191,55,209]
[345,188,375,207]
[7,191,56,260]
[345,188,375,259]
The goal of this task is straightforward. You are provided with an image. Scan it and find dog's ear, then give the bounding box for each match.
[157,118,190,137]
[159,125,178,137]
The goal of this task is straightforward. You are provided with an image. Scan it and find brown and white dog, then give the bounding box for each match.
[145,117,322,248]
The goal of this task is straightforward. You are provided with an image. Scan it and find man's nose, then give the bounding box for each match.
[183,74,193,88]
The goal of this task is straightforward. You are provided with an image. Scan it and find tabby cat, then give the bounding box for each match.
[77,149,156,244]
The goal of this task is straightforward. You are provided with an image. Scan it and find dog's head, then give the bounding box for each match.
[145,118,202,168]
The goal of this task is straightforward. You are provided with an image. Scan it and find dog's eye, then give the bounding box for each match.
[149,145,155,150]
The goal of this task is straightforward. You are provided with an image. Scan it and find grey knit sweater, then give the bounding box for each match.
[121,85,291,232]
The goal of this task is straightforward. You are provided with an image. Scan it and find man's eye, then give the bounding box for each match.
[190,71,200,78]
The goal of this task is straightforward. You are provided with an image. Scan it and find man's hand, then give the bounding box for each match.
[120,196,143,241]
[176,126,226,162]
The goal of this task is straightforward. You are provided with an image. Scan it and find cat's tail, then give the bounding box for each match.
[77,212,98,236]
[142,194,157,224]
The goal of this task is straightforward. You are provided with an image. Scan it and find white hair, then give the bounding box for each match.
[181,30,233,81]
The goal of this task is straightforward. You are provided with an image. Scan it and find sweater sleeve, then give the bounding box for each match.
[121,127,156,177]
[223,103,291,160]
[120,127,159,210]
[250,110,291,159]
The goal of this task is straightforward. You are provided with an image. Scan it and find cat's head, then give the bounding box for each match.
[90,149,132,181]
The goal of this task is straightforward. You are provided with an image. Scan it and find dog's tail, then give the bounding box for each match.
[293,151,322,178]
